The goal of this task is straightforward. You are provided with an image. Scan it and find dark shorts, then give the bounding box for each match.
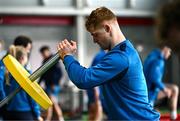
[0,105,6,119]
[4,111,35,120]
[148,88,160,106]
[46,85,61,97]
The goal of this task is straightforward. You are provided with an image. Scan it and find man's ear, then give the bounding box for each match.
[104,24,111,33]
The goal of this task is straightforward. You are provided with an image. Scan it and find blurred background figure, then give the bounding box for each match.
[3,45,42,121]
[155,1,180,119]
[0,40,7,59]
[87,49,107,121]
[13,35,32,54]
[0,40,6,120]
[144,45,179,120]
[13,35,33,70]
[39,45,64,121]
[87,87,102,121]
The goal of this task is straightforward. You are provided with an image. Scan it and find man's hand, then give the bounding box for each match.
[163,87,172,98]
[57,39,77,60]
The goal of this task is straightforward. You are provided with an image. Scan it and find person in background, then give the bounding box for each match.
[13,35,32,70]
[0,40,6,120]
[0,40,7,59]
[155,1,180,119]
[13,35,32,54]
[87,49,106,121]
[4,45,42,121]
[144,45,179,120]
[57,7,160,120]
[39,45,64,121]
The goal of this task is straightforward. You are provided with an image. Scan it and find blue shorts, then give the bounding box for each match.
[46,85,61,96]
[148,88,160,106]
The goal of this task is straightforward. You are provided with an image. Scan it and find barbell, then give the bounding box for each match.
[0,52,61,109]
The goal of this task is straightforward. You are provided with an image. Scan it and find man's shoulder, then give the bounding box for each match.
[101,50,129,67]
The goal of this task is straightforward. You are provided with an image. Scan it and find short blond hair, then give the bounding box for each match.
[85,7,116,31]
[8,45,27,61]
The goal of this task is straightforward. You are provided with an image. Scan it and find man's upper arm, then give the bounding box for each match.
[64,51,129,89]
[151,61,165,90]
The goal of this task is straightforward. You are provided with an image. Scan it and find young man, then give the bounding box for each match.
[155,1,180,119]
[0,40,6,120]
[39,46,64,121]
[144,45,179,120]
[57,7,160,120]
[0,40,6,102]
[87,49,106,121]
[13,35,32,54]
[13,35,33,70]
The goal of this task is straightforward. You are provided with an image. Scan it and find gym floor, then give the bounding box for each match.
[43,107,180,121]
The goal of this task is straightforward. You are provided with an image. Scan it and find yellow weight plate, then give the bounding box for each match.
[3,54,52,110]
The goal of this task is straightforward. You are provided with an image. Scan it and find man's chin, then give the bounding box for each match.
[98,44,110,50]
[98,45,104,49]
[101,46,109,51]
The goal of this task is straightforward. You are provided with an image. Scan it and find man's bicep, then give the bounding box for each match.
[84,53,129,86]
[151,64,164,89]
[66,52,129,89]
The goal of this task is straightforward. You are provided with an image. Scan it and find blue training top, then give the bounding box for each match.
[87,49,106,105]
[143,49,165,104]
[5,68,41,118]
[86,49,108,114]
[0,61,6,101]
[63,40,160,120]
[39,54,62,96]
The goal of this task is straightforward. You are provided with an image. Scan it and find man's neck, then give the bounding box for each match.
[111,30,126,49]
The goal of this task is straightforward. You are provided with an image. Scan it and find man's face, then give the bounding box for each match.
[41,49,50,59]
[25,43,32,54]
[163,46,171,59]
[90,27,111,50]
